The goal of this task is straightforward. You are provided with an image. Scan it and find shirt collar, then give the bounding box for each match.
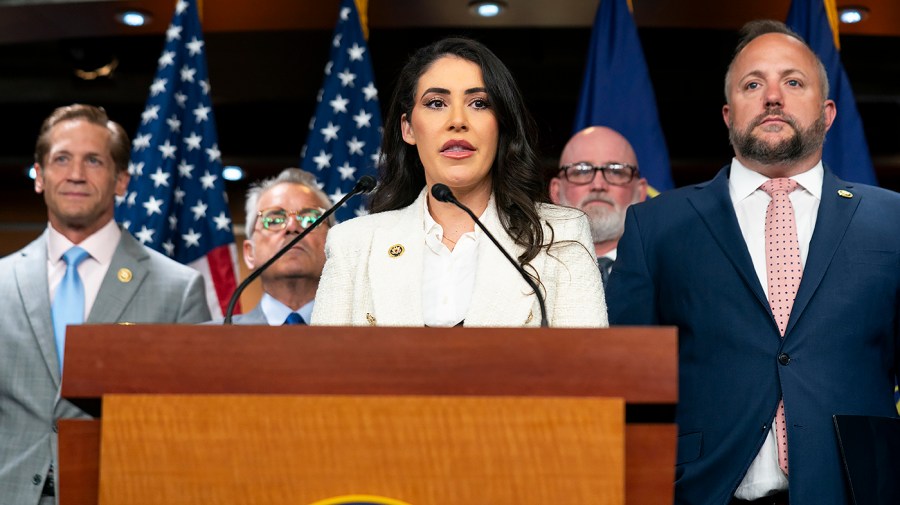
[422,189,496,242]
[47,219,121,264]
[259,292,314,326]
[423,193,442,239]
[728,158,824,201]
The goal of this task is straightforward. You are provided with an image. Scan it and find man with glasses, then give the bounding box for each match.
[550,126,647,287]
[233,168,332,325]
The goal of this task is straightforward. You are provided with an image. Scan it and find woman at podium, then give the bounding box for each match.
[311,37,606,328]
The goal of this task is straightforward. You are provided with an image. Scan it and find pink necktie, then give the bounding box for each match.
[761,177,801,475]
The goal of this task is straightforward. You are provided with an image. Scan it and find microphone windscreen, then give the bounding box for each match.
[431,183,454,203]
[355,175,377,193]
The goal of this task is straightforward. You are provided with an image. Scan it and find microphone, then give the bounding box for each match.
[430,183,548,327]
[224,175,377,324]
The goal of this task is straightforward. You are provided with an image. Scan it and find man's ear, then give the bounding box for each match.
[636,178,649,203]
[242,238,256,270]
[823,99,837,132]
[114,170,131,197]
[34,164,44,194]
[548,177,562,204]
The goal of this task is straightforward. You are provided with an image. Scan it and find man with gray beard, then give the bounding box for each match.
[550,126,647,287]
[607,19,900,505]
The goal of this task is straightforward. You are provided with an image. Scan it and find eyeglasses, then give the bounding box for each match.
[558,162,639,186]
[257,207,325,231]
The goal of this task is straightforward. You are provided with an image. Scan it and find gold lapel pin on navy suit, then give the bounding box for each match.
[837,189,853,198]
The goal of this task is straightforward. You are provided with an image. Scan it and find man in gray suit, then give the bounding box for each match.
[0,104,210,504]
[232,168,332,325]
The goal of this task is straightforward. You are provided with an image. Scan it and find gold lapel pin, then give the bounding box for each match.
[365,313,377,326]
[117,268,133,283]
[388,244,405,258]
[837,190,853,199]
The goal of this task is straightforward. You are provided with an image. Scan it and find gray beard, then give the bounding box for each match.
[729,107,827,166]
[583,205,626,244]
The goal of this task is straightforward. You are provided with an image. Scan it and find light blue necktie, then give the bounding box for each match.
[283,312,306,325]
[52,246,89,372]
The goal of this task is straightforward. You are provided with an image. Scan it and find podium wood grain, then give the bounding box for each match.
[58,420,100,505]
[60,420,674,505]
[97,395,624,505]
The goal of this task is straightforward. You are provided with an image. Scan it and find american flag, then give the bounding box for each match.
[301,0,382,222]
[114,0,240,318]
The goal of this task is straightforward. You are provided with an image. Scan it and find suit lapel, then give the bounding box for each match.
[368,195,425,325]
[88,231,150,323]
[16,233,61,385]
[687,168,772,314]
[465,205,537,326]
[785,172,859,335]
[234,304,268,325]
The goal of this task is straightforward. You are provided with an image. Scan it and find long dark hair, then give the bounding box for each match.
[370,37,548,265]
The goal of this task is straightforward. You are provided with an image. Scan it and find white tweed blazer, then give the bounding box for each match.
[311,189,607,327]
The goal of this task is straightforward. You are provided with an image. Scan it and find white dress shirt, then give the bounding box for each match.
[728,158,823,499]
[47,219,122,320]
[421,195,486,327]
[259,292,315,325]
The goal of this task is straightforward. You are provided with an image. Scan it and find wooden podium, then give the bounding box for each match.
[59,325,677,505]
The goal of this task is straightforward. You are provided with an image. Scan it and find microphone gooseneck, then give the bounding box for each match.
[430,183,549,327]
[224,175,377,324]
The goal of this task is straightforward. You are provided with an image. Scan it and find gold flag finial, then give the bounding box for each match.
[355,0,370,40]
[824,0,841,50]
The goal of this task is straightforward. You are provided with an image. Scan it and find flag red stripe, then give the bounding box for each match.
[206,245,240,315]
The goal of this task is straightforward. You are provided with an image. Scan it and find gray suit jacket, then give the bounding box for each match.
[0,229,211,504]
[229,304,269,325]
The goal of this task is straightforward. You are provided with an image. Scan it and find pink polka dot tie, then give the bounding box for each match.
[761,177,801,475]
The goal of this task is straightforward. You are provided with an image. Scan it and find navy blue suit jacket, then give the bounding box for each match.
[607,167,900,505]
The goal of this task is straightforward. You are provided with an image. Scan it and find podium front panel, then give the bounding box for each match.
[97,394,624,505]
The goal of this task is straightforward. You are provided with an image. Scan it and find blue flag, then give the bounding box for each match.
[786,0,877,185]
[115,0,240,318]
[301,0,383,222]
[573,0,673,194]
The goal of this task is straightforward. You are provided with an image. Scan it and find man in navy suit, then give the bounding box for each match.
[607,20,900,505]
